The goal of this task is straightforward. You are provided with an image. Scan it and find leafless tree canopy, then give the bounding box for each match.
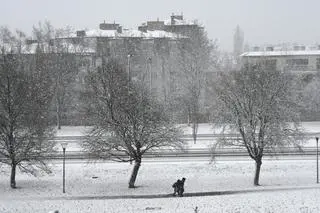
[212,65,305,185]
[32,22,81,129]
[0,28,56,188]
[82,59,184,188]
[173,28,216,144]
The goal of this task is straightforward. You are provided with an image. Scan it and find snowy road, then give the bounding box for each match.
[49,154,319,165]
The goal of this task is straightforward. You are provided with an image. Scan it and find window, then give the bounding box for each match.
[317,58,320,70]
[286,58,308,66]
[285,58,309,71]
[264,59,277,70]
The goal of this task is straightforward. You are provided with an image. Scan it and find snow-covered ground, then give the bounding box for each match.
[1,158,320,212]
[56,122,320,137]
[54,122,320,151]
[1,122,319,212]
[2,190,320,213]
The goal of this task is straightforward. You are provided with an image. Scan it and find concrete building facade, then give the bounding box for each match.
[241,45,320,72]
[0,14,208,124]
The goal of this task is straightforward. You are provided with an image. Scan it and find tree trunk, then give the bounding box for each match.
[56,102,61,130]
[128,159,141,188]
[254,159,262,186]
[192,121,198,144]
[56,74,62,130]
[10,163,17,189]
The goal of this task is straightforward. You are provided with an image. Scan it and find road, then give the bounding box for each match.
[0,132,313,162]
[47,132,320,160]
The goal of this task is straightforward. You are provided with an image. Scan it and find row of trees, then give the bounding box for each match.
[0,24,83,188]
[83,60,308,187]
[79,59,308,187]
[0,22,318,188]
[0,23,200,188]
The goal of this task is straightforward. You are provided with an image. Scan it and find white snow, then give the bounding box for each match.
[1,123,319,212]
[1,158,320,212]
[144,30,183,38]
[56,28,183,39]
[55,126,91,137]
[2,191,320,213]
[53,122,320,151]
[85,29,119,37]
[241,50,320,57]
[55,122,320,136]
[0,27,184,55]
[164,18,198,26]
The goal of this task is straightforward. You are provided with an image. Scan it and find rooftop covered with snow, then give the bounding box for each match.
[59,28,185,39]
[241,50,320,57]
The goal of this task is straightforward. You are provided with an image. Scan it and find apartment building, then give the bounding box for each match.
[241,45,320,72]
[0,14,207,124]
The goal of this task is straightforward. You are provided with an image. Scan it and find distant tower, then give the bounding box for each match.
[233,25,244,58]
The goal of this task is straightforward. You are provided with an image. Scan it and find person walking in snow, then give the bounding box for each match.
[172,179,181,196]
[177,177,186,197]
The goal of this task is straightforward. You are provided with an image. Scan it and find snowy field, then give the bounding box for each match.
[55,122,320,137]
[53,122,320,151]
[1,158,320,212]
[0,122,319,212]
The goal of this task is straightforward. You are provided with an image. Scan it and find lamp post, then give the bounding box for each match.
[127,54,133,83]
[317,137,319,184]
[147,57,152,92]
[127,54,133,98]
[61,142,68,193]
[127,54,133,165]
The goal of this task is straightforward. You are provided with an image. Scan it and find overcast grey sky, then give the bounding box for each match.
[1,0,320,51]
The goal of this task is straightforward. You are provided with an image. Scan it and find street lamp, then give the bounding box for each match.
[127,54,133,82]
[127,54,133,97]
[127,54,133,164]
[61,142,68,193]
[317,137,319,184]
[147,57,152,91]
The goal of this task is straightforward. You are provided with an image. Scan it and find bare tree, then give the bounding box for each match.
[300,73,320,120]
[33,22,80,129]
[212,65,304,186]
[176,28,216,144]
[0,28,55,188]
[82,59,184,188]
